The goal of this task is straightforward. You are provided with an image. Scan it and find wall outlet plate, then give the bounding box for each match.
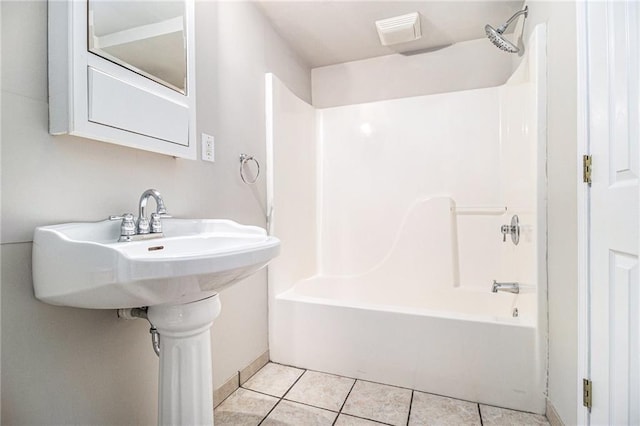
[202,133,215,162]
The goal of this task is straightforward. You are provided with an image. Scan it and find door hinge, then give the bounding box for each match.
[583,378,592,410]
[583,155,592,184]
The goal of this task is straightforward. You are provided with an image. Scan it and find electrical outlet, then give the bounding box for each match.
[202,133,215,162]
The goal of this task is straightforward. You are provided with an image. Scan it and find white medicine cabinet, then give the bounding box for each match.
[48,0,197,159]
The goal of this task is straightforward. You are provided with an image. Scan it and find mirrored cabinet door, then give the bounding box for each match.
[48,0,197,159]
[88,0,187,94]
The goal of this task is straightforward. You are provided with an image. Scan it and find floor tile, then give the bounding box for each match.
[480,404,550,426]
[409,392,480,425]
[262,400,337,425]
[342,380,412,426]
[213,388,278,426]
[285,370,355,411]
[242,362,304,397]
[334,413,389,425]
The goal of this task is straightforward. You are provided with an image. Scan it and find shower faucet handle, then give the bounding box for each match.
[500,225,510,242]
[500,215,520,245]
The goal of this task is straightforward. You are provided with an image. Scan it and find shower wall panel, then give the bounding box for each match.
[318,89,503,281]
[499,82,538,291]
[266,74,318,296]
[268,43,540,295]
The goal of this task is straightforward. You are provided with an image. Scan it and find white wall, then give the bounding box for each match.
[516,2,578,425]
[312,37,513,108]
[0,1,310,424]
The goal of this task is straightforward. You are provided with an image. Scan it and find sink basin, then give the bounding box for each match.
[33,219,280,309]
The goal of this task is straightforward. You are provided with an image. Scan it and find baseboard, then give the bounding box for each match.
[213,373,239,408]
[213,350,270,408]
[546,398,565,426]
[240,350,270,385]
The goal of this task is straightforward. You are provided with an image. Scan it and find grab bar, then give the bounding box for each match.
[491,280,520,294]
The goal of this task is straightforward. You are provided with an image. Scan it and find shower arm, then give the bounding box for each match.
[497,6,529,33]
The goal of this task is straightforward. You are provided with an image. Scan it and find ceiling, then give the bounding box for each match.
[256,1,525,68]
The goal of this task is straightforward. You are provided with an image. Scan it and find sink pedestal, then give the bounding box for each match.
[148,295,221,426]
[33,217,279,424]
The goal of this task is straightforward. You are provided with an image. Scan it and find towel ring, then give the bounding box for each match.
[239,154,260,185]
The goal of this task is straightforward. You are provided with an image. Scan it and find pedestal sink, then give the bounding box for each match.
[32,218,280,425]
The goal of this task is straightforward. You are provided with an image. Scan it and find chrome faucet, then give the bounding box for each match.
[109,189,171,242]
[137,189,170,235]
[492,280,520,294]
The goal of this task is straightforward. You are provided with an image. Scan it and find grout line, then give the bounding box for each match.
[257,368,307,425]
[281,369,307,399]
[257,398,280,426]
[239,387,282,400]
[267,360,306,371]
[479,402,544,416]
[242,362,540,425]
[350,376,415,392]
[338,379,357,413]
[408,388,481,408]
[257,393,281,425]
[268,400,351,426]
[406,390,414,426]
[332,380,395,426]
[282,397,340,413]
[332,379,358,425]
[338,413,395,425]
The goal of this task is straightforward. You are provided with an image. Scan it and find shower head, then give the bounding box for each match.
[485,24,519,53]
[485,6,528,53]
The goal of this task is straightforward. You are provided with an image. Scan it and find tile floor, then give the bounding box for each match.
[214,362,550,426]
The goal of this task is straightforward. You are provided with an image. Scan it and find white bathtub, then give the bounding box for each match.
[266,25,547,416]
[270,275,545,414]
[281,275,535,324]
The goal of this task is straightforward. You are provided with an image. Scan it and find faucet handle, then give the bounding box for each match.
[109,213,133,221]
[150,213,163,233]
[137,216,150,234]
[500,225,509,242]
[500,215,520,245]
[109,213,136,237]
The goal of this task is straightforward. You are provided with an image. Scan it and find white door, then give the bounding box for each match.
[586,1,640,425]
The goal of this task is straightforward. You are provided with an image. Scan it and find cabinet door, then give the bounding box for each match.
[48,0,197,159]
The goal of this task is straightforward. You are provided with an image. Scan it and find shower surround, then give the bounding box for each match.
[267,26,547,414]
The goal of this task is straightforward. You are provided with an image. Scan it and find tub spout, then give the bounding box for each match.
[492,280,519,294]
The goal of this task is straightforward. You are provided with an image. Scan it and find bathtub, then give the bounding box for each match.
[266,25,547,416]
[270,275,545,414]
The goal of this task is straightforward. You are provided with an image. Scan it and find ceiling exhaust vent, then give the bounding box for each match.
[375,12,422,46]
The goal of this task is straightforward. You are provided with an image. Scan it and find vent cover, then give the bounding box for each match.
[375,12,422,46]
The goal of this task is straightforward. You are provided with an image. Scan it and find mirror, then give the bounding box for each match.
[49,0,196,159]
[88,0,187,94]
